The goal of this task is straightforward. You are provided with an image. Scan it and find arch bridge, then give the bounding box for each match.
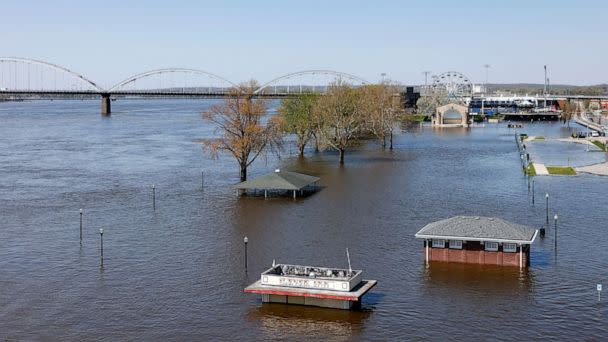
[0,57,371,116]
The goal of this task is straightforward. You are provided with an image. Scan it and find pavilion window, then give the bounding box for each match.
[432,239,446,248]
[484,242,499,252]
[503,243,517,253]
[449,240,463,249]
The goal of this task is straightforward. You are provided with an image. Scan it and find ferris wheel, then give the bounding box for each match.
[431,71,472,100]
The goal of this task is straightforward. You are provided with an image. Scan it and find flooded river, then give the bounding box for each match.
[1,100,607,340]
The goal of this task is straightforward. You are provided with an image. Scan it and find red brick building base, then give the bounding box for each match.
[424,244,529,268]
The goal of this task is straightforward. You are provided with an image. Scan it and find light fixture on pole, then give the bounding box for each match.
[79,209,83,245]
[554,213,558,251]
[99,228,104,267]
[244,236,249,271]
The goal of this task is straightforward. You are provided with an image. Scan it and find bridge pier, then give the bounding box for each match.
[101,94,111,116]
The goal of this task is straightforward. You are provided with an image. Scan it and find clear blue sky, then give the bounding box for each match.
[2,0,606,87]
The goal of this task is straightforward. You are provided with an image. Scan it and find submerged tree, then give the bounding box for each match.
[201,81,282,181]
[313,82,365,164]
[361,82,403,149]
[278,92,319,157]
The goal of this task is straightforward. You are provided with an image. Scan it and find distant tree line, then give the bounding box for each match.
[201,80,403,181]
[489,84,608,96]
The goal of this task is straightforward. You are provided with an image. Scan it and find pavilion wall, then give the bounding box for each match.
[423,241,529,268]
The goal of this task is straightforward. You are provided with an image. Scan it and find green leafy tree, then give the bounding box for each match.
[278,92,319,157]
[313,82,365,164]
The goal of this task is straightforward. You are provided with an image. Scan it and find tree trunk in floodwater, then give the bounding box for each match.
[339,149,345,164]
[298,143,305,158]
[389,131,394,150]
[240,163,247,182]
[382,136,386,149]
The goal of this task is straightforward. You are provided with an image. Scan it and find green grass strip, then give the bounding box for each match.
[592,140,606,151]
[525,163,536,176]
[546,166,576,175]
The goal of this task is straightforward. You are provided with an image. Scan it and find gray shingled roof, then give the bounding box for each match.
[234,170,320,191]
[415,216,537,243]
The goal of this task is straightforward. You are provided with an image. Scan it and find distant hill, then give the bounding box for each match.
[487,83,608,96]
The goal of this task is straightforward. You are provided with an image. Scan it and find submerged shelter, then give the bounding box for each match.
[234,169,320,199]
[415,216,538,269]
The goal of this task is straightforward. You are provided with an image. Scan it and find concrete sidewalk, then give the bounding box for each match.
[534,163,549,175]
[576,162,608,176]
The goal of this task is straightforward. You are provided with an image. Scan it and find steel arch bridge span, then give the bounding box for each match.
[108,68,237,94]
[0,57,102,92]
[254,70,369,95]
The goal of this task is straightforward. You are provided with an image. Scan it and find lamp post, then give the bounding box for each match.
[99,228,104,267]
[79,209,83,245]
[152,184,156,211]
[244,236,248,271]
[554,213,558,251]
[545,193,549,228]
[532,179,535,205]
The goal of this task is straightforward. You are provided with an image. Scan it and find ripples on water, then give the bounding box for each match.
[0,100,607,340]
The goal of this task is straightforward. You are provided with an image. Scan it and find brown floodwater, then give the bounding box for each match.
[1,99,607,340]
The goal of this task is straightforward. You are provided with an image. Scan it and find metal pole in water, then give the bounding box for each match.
[79,209,83,245]
[346,248,352,275]
[201,171,204,189]
[99,228,104,267]
[152,184,156,211]
[554,214,558,252]
[244,236,248,271]
[545,193,549,228]
[532,179,535,205]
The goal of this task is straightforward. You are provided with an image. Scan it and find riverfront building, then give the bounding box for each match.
[432,103,469,127]
[415,216,538,269]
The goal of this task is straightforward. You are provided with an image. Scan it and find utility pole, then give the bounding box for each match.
[422,71,431,96]
[484,64,490,94]
[544,65,548,108]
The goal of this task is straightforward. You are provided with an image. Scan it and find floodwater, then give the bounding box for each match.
[1,100,607,341]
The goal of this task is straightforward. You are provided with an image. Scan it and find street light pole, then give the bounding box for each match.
[532,179,535,205]
[554,213,558,251]
[79,209,83,245]
[545,193,549,228]
[99,228,104,267]
[244,236,248,271]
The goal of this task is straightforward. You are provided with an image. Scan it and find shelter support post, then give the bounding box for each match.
[293,190,296,199]
[519,244,523,270]
[425,240,429,267]
[264,190,267,198]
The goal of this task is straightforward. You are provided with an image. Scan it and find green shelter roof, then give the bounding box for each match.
[234,169,320,191]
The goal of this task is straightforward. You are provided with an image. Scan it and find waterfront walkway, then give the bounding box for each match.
[534,163,549,175]
[576,162,608,176]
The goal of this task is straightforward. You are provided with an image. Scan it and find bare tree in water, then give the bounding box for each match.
[201,81,282,181]
[361,81,403,149]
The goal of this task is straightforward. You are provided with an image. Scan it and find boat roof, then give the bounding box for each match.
[415,216,538,244]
